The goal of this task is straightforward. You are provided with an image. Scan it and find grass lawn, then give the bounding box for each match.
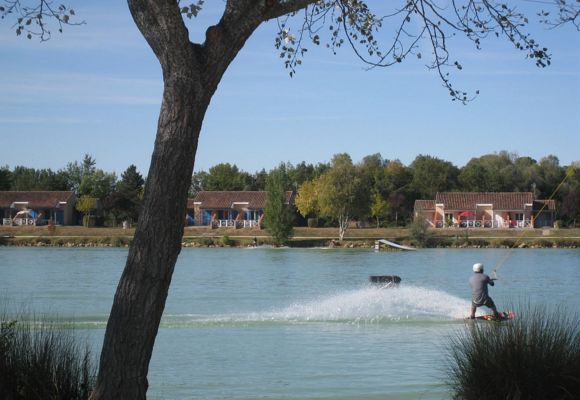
[2,225,579,240]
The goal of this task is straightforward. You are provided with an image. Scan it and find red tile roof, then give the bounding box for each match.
[414,200,435,211]
[435,192,534,210]
[0,191,75,208]
[190,191,294,209]
[533,199,556,211]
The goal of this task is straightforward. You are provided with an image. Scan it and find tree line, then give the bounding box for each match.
[0,154,144,226]
[2,150,578,228]
[193,151,579,229]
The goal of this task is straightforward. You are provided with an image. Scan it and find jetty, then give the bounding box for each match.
[374,239,416,251]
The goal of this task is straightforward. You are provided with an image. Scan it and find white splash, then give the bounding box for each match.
[262,285,470,323]
[162,286,473,327]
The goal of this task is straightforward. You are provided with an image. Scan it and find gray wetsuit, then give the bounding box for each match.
[469,272,495,308]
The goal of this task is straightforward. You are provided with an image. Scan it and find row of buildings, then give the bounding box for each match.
[0,190,556,229]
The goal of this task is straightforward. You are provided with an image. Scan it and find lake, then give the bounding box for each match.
[1,247,579,399]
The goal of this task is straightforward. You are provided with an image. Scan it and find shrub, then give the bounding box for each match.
[307,218,318,228]
[199,238,215,247]
[409,219,430,248]
[445,303,580,400]
[221,235,234,247]
[0,310,95,400]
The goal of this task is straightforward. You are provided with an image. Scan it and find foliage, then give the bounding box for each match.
[9,166,69,191]
[0,308,95,400]
[104,164,144,223]
[264,164,294,246]
[295,179,319,219]
[78,170,117,199]
[0,165,12,190]
[0,0,82,41]
[307,217,318,228]
[221,234,234,247]
[286,161,329,187]
[65,154,97,194]
[409,218,430,247]
[370,192,389,228]
[410,154,459,199]
[204,163,253,191]
[446,303,580,400]
[316,154,369,240]
[75,195,98,227]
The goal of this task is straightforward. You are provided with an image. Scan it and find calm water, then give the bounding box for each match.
[1,247,579,399]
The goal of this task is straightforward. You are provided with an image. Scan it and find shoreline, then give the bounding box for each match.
[1,226,579,249]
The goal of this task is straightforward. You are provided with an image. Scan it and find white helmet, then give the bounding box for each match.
[473,263,484,273]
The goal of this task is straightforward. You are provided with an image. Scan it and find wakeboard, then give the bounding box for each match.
[468,310,515,322]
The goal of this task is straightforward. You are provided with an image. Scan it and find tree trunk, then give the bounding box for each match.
[338,214,349,241]
[91,69,208,399]
[89,1,318,398]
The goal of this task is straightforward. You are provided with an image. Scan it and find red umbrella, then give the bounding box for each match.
[459,211,476,217]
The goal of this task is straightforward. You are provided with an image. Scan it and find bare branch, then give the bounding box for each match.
[0,0,83,41]
[538,0,580,30]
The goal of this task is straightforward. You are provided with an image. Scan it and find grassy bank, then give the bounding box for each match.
[1,226,579,248]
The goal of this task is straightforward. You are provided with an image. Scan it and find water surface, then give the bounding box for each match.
[1,247,578,399]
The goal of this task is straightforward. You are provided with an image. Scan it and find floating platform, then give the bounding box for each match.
[374,239,416,251]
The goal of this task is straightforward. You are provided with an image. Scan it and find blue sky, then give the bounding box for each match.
[1,1,578,178]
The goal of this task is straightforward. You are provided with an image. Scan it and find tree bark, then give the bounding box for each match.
[91,1,317,398]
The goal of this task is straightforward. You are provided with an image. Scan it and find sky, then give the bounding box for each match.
[1,1,579,178]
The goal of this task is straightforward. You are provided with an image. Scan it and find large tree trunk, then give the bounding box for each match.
[90,74,207,398]
[90,1,316,398]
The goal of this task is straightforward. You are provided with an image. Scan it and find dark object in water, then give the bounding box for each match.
[369,275,401,285]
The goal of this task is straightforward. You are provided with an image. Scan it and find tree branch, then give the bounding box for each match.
[0,0,83,41]
[127,0,194,73]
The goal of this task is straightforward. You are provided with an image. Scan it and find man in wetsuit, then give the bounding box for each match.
[469,262,500,319]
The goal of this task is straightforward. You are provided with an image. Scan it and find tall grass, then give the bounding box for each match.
[445,302,580,400]
[0,309,95,400]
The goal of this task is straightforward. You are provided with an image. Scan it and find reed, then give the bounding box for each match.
[445,302,580,400]
[0,309,95,400]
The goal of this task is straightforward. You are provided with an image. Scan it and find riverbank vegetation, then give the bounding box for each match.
[1,225,579,249]
[445,303,580,399]
[0,308,95,400]
[1,151,579,230]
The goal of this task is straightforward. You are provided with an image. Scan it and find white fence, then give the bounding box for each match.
[215,219,259,228]
[433,219,532,229]
[3,218,35,226]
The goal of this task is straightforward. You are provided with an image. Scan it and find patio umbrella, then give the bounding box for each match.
[459,211,476,217]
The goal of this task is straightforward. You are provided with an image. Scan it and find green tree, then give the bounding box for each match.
[106,165,144,223]
[264,164,294,246]
[9,166,68,191]
[75,195,98,227]
[205,163,249,191]
[0,166,12,190]
[295,179,319,220]
[370,192,390,228]
[189,170,209,196]
[65,154,96,194]
[537,155,565,198]
[287,161,329,187]
[248,168,269,191]
[411,155,459,198]
[4,1,575,398]
[78,170,117,199]
[317,154,368,240]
